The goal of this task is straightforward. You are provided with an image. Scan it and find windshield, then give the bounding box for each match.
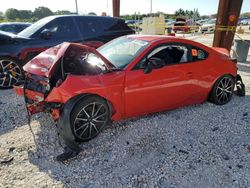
[206,19,216,24]
[18,16,55,38]
[97,37,149,69]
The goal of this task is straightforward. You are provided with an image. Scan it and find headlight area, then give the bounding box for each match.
[21,73,63,120]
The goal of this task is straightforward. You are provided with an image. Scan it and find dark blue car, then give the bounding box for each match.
[0,22,31,34]
[0,15,134,89]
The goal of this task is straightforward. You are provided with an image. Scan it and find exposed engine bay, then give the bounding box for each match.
[17,43,112,119]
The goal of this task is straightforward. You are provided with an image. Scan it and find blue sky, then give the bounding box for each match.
[0,0,249,15]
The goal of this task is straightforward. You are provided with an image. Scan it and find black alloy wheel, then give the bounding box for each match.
[70,96,110,142]
[210,75,235,105]
[0,58,23,89]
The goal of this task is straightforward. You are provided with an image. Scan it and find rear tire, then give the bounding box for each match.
[210,75,235,105]
[0,58,23,89]
[70,96,110,142]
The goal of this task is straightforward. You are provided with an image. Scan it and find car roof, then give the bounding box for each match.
[124,35,211,51]
[125,34,191,43]
[45,15,124,21]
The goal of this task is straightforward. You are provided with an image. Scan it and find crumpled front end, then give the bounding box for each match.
[14,72,62,120]
[14,42,113,121]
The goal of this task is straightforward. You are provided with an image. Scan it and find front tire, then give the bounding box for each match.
[210,75,235,105]
[70,96,110,142]
[0,58,23,89]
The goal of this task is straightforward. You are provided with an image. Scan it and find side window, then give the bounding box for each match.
[76,18,103,35]
[103,19,117,31]
[191,47,208,61]
[42,18,78,39]
[134,44,190,70]
[149,44,189,64]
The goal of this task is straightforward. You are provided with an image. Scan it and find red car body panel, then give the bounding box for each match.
[15,35,238,121]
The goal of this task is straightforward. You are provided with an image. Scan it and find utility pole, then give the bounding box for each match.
[213,0,243,51]
[75,0,78,14]
[150,0,152,13]
[112,0,120,17]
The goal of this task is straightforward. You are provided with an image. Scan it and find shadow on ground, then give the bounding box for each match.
[27,94,250,187]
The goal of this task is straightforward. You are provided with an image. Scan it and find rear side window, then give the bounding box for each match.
[103,19,130,31]
[42,17,78,39]
[191,46,208,61]
[76,17,104,35]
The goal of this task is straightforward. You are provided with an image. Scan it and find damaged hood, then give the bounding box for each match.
[23,42,115,78]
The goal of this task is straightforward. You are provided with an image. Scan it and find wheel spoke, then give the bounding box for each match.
[226,85,233,90]
[75,122,89,131]
[92,119,105,123]
[91,103,96,116]
[216,91,223,97]
[218,93,224,102]
[8,65,18,72]
[224,89,232,94]
[3,62,12,69]
[217,87,224,91]
[225,79,231,88]
[76,117,88,121]
[94,104,103,116]
[220,80,225,88]
[91,122,99,133]
[89,123,92,138]
[8,75,12,87]
[79,124,89,137]
[0,61,4,71]
[82,107,90,118]
[2,76,7,87]
[224,93,229,102]
[94,112,107,120]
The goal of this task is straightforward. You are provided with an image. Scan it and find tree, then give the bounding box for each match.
[5,8,20,20]
[33,6,53,19]
[0,11,4,20]
[240,12,250,18]
[175,9,200,19]
[175,8,185,17]
[88,12,97,16]
[18,10,32,19]
[54,10,73,15]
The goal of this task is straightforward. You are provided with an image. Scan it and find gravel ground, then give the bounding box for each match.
[0,42,250,187]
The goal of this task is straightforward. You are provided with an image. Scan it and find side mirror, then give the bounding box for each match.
[40,29,52,40]
[144,57,164,74]
[143,61,153,74]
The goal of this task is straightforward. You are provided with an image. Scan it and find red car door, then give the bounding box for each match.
[124,43,205,118]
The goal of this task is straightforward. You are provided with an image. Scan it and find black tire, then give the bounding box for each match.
[0,58,23,89]
[70,96,110,142]
[210,75,235,105]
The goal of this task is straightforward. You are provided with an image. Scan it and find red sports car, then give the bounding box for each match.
[14,35,244,147]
